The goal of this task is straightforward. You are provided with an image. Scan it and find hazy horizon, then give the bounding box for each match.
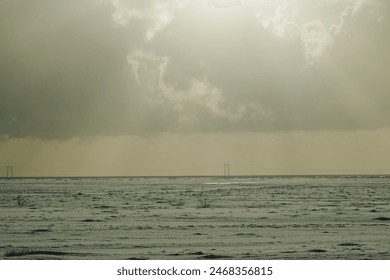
[1,0,390,177]
[3,171,390,179]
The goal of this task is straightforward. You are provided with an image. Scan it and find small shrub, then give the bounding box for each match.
[16,195,26,207]
[199,196,212,208]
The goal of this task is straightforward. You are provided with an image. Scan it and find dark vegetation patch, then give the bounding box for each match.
[373,217,390,221]
[308,249,327,253]
[201,254,232,259]
[133,245,151,249]
[337,242,361,247]
[94,205,113,209]
[30,229,51,234]
[5,249,73,257]
[80,219,103,222]
[189,251,204,255]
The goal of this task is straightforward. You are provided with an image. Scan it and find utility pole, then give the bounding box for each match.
[6,166,13,180]
[224,164,230,179]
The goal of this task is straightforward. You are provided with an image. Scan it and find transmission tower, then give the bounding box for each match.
[6,166,14,180]
[224,164,230,179]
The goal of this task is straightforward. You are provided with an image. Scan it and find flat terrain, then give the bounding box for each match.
[0,176,389,259]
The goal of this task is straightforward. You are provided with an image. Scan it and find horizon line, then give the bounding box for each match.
[1,173,390,179]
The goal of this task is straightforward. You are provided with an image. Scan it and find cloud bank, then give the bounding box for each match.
[1,0,389,140]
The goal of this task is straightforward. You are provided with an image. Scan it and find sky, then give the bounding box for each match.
[1,0,390,176]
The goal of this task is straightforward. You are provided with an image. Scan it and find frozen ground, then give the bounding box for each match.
[0,176,389,259]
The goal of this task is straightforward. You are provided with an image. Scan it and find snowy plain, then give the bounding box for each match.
[0,176,389,259]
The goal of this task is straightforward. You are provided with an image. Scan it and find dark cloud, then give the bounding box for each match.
[0,0,143,138]
[1,0,390,140]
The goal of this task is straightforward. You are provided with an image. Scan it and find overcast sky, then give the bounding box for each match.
[1,0,390,176]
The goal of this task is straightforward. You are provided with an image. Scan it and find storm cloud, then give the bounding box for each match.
[1,0,390,140]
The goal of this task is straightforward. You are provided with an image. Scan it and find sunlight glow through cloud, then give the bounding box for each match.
[208,0,242,8]
[111,0,184,40]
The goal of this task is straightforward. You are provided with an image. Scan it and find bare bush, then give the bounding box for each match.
[198,195,212,208]
[16,195,26,207]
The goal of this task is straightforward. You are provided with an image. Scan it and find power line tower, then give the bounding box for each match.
[224,164,230,179]
[6,166,13,180]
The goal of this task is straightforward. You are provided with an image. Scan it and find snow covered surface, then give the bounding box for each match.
[0,176,389,259]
